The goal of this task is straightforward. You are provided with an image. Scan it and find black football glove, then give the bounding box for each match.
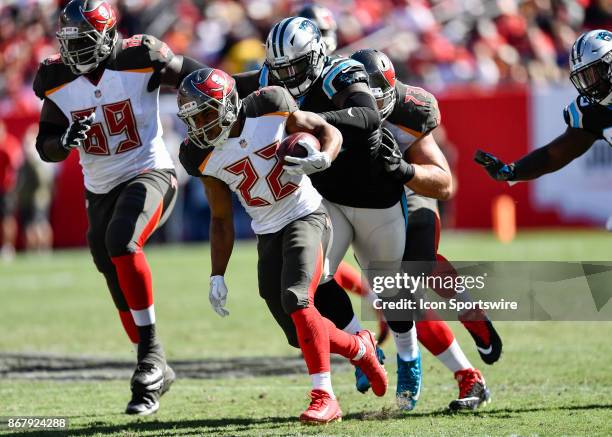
[60,113,95,151]
[474,149,516,181]
[379,127,415,183]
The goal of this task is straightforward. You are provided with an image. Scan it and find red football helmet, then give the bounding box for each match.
[351,49,397,120]
[56,0,118,75]
[177,68,242,148]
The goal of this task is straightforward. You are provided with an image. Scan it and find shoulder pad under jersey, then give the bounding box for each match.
[564,95,611,141]
[179,138,214,177]
[386,81,441,138]
[320,56,368,99]
[33,54,77,100]
[243,86,299,118]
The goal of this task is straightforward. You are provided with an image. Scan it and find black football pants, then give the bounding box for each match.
[86,169,177,311]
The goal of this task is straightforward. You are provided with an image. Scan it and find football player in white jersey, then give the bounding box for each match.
[33,0,205,415]
[232,16,425,409]
[177,68,388,424]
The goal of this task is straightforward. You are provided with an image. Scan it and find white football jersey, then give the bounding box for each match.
[47,70,173,194]
[201,114,322,234]
[383,120,419,156]
[34,35,175,194]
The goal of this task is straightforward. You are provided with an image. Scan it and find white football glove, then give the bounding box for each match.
[209,275,229,317]
[283,140,331,176]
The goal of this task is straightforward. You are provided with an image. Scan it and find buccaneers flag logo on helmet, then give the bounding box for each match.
[81,1,117,32]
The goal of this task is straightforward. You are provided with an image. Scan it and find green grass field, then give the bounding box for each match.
[1,230,612,436]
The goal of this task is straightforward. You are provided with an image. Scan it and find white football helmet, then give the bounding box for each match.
[569,29,612,106]
[265,17,326,98]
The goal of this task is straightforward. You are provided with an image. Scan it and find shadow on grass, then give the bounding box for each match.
[346,402,612,421]
[13,416,296,437]
[13,403,612,436]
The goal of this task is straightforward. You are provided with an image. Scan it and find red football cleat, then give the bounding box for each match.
[448,368,491,411]
[350,330,388,397]
[299,389,342,424]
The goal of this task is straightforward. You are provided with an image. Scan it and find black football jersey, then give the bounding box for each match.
[233,56,404,208]
[563,96,612,145]
[179,86,298,177]
[33,34,175,100]
[386,81,440,141]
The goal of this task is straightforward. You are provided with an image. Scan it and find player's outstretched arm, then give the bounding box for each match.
[404,133,453,200]
[475,127,597,182]
[286,110,342,161]
[159,55,206,89]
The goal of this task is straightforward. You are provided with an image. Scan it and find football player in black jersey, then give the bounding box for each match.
[475,29,612,188]
[232,16,426,409]
[33,0,205,415]
[330,49,494,411]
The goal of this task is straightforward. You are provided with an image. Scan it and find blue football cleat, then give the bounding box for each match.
[396,351,421,411]
[354,345,386,393]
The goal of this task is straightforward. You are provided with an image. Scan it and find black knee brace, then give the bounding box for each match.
[314,279,356,329]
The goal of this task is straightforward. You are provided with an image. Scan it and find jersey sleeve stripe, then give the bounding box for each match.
[322,59,362,99]
[568,101,583,128]
[123,67,154,73]
[259,65,269,88]
[261,111,290,117]
[198,152,213,174]
[395,124,423,139]
[45,83,68,96]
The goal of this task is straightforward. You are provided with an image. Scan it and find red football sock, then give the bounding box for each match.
[322,317,360,359]
[416,310,455,356]
[290,242,333,375]
[431,254,459,299]
[118,310,140,343]
[112,251,154,318]
[334,261,368,297]
[110,198,163,326]
[291,307,330,374]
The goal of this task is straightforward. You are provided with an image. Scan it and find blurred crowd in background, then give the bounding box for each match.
[2,0,612,112]
[0,0,610,257]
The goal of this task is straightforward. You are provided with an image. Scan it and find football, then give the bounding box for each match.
[276,132,320,165]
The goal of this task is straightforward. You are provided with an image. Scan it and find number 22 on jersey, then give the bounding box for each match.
[224,141,298,207]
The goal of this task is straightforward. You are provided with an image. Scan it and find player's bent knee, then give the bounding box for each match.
[281,288,309,315]
[105,219,140,257]
[387,319,415,333]
[88,237,112,273]
[314,280,355,328]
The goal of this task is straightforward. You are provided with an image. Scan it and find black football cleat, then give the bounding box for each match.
[460,309,503,365]
[448,368,490,412]
[125,363,175,416]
